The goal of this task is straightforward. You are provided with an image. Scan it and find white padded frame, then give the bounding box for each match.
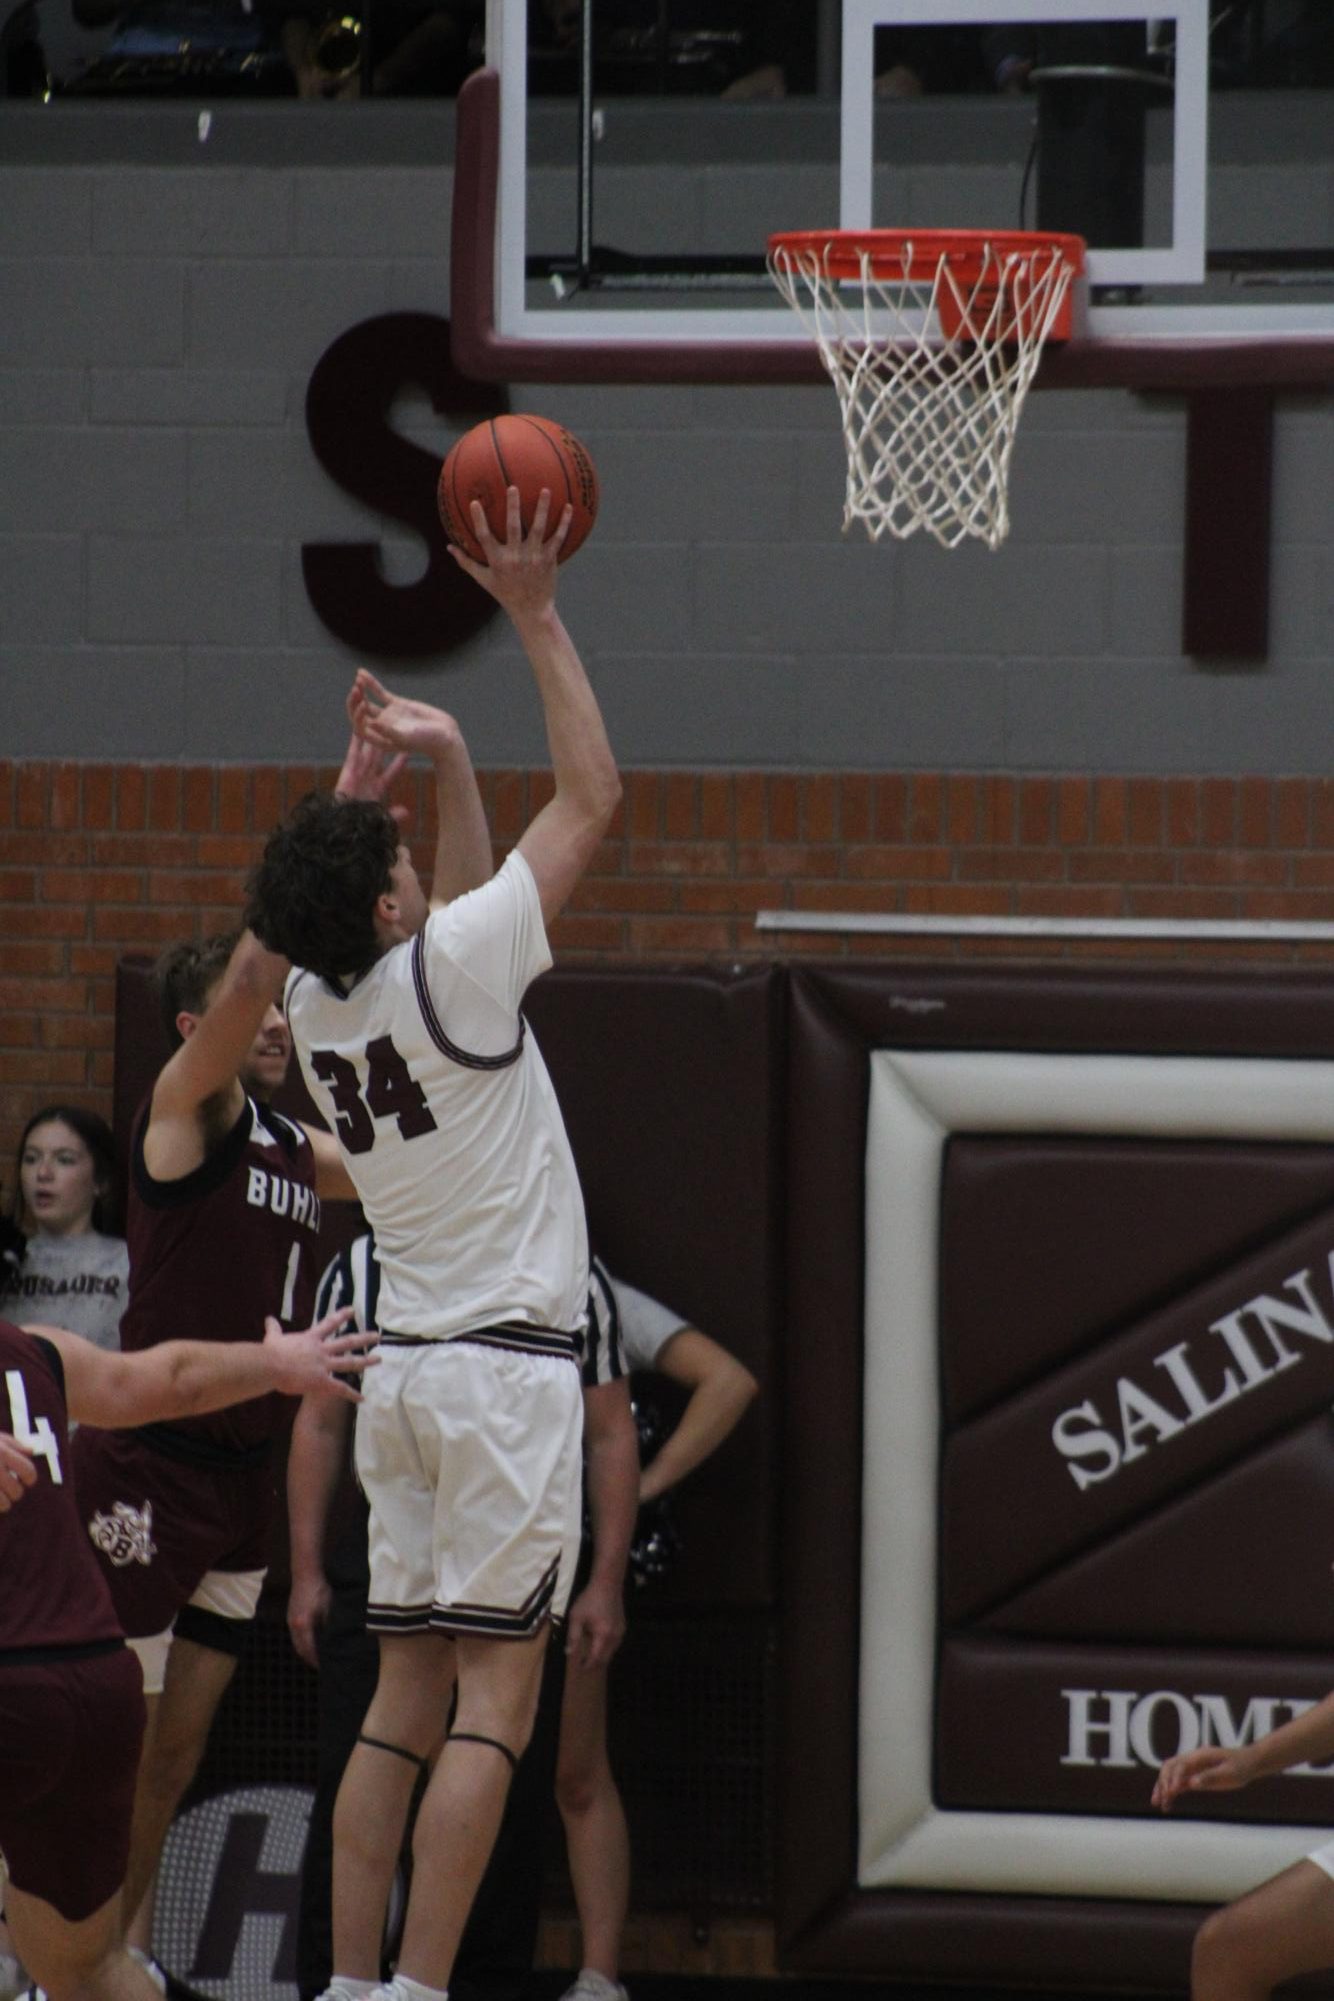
[861,1049,1334,1899]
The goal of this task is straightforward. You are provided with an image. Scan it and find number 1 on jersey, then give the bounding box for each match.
[280,1241,301,1324]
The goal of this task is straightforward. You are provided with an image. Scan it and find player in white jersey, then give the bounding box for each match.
[282,848,589,1346]
[243,485,621,2001]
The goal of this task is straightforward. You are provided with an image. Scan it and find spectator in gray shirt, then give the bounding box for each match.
[2,1104,128,1354]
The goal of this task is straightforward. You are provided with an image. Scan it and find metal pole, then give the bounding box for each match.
[577,0,594,285]
[816,0,839,97]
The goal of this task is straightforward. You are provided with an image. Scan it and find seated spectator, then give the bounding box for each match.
[0,1105,127,1356]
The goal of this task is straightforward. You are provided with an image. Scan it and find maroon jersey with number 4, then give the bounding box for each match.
[119,1094,322,1455]
[0,1318,122,1651]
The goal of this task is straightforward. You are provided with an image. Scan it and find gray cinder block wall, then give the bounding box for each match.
[1,93,1332,773]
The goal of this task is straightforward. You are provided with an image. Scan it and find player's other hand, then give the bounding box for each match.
[564,1578,626,1673]
[348,668,464,766]
[0,1431,37,1510]
[1151,1745,1253,1812]
[262,1308,378,1402]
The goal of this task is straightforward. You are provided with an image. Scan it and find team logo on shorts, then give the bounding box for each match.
[88,1498,156,1567]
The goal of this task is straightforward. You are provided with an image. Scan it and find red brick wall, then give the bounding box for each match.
[4,759,1334,1172]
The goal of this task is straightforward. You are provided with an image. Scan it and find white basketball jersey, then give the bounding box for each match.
[285,851,588,1340]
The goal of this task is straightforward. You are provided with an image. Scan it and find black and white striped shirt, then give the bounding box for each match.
[316,1236,684,1394]
[315,1231,382,1335]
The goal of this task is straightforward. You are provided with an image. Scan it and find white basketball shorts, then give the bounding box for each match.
[356,1333,584,1640]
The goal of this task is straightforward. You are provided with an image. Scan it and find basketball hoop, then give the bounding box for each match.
[766,229,1085,551]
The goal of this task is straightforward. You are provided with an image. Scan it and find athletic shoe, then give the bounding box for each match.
[558,1972,628,2001]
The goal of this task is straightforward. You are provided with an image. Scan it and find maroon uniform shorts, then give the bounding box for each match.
[0,1643,145,1921]
[69,1424,278,1638]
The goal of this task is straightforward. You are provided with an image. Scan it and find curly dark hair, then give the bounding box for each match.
[246,792,400,981]
[156,932,240,1049]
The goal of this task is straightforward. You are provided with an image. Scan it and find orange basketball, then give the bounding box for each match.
[437,414,599,565]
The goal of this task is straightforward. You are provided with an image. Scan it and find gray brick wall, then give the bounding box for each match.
[1,97,1332,772]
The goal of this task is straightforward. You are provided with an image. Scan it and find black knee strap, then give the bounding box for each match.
[449,1731,519,1774]
[357,1732,429,1775]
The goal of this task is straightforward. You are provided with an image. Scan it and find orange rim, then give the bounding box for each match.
[768,228,1086,285]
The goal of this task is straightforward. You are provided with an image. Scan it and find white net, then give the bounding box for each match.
[767,234,1080,551]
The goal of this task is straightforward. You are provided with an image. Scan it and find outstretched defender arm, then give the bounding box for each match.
[147,929,291,1180]
[345,671,494,908]
[27,1310,374,1432]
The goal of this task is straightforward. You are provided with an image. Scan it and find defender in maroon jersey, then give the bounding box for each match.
[0,1307,373,2001]
[66,902,377,1965]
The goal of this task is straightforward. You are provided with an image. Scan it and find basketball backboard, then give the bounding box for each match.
[452,0,1334,386]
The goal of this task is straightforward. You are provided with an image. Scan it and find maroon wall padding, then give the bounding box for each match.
[939,1190,1334,1624]
[939,1134,1334,1422]
[114,957,783,1611]
[989,1419,1334,1648]
[777,969,869,1950]
[936,1639,1334,1822]
[779,963,1334,1992]
[523,965,783,1608]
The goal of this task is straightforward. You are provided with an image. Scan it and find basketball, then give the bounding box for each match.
[437,414,599,564]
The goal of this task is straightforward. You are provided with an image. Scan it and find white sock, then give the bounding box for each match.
[328,1981,378,2000]
[391,1977,448,2001]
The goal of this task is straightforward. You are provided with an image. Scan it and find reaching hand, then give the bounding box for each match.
[347,668,464,766]
[448,486,570,619]
[336,723,408,812]
[1151,1745,1253,1812]
[0,1431,36,1511]
[261,1308,378,1402]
